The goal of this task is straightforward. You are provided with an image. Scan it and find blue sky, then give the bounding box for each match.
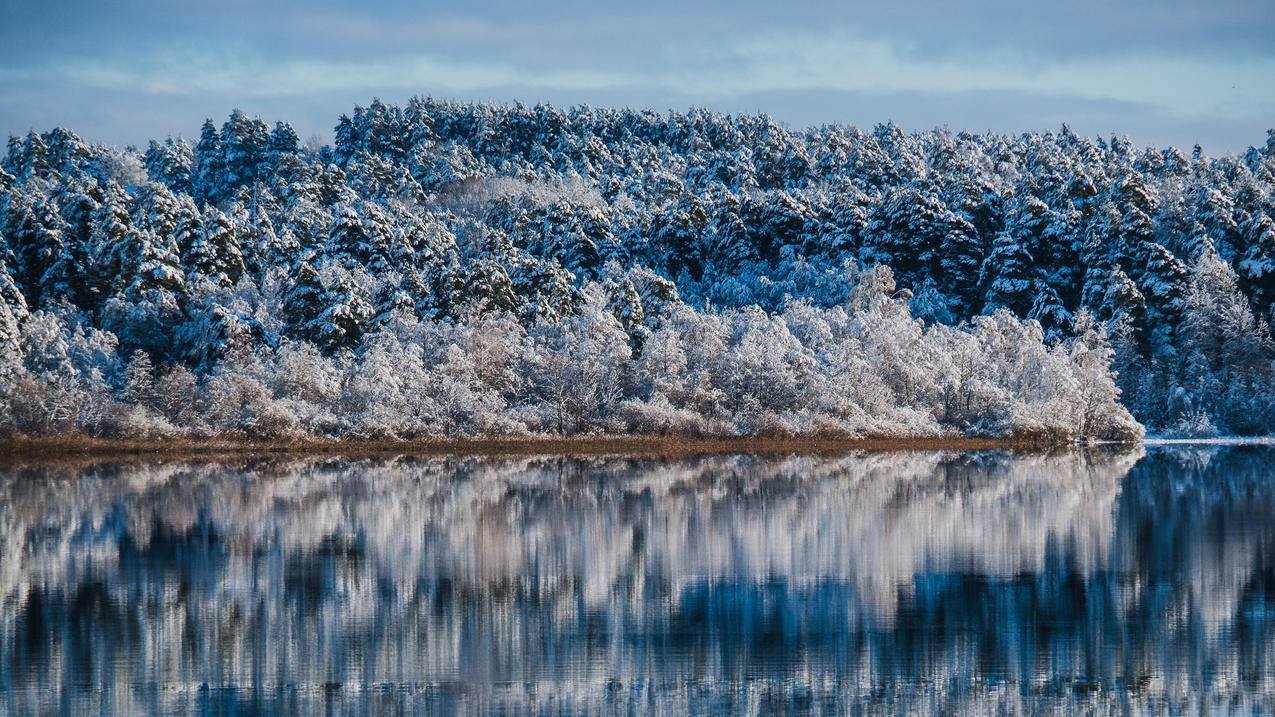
[2,0,1272,152]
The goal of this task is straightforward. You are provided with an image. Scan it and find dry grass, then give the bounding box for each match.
[0,432,1108,465]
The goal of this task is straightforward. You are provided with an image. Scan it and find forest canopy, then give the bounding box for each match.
[2,99,1273,441]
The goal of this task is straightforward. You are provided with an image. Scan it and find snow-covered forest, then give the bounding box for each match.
[2,99,1273,440]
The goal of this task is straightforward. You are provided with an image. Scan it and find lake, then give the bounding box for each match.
[1,445,1273,715]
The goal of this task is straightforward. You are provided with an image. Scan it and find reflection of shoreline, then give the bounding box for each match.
[6,446,1275,714]
[0,450,1140,609]
[1145,437,1275,445]
[0,434,1136,463]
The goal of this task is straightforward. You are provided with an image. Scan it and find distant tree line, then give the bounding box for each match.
[2,98,1272,438]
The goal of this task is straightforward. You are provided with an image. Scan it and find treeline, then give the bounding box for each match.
[2,98,1272,437]
[0,265,1139,442]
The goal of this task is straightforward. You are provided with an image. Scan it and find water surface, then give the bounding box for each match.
[1,445,1273,714]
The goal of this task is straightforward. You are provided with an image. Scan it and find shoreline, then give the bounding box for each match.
[0,434,1132,462]
[1143,436,1275,445]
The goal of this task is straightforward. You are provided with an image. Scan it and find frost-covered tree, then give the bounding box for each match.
[283,259,327,342]
[1238,213,1275,318]
[0,259,26,377]
[281,258,371,352]
[3,186,64,304]
[2,101,1273,437]
[143,138,193,194]
[980,230,1036,316]
[522,288,631,434]
[187,208,245,287]
[1069,311,1141,440]
[1178,247,1275,431]
[220,109,270,194]
[192,119,224,206]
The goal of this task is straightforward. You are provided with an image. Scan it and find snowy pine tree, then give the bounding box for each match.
[980,230,1036,316]
[187,208,245,287]
[192,119,224,206]
[0,102,1270,437]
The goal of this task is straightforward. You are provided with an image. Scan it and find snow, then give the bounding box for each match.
[1,100,1273,439]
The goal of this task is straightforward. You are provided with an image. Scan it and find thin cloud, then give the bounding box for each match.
[1,0,1271,149]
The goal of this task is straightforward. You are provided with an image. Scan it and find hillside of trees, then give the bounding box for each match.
[3,98,1274,440]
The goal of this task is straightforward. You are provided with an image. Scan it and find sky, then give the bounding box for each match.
[1,0,1273,153]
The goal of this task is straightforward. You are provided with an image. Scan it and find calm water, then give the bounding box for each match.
[1,445,1273,715]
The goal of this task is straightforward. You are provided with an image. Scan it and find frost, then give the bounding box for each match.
[2,102,1273,438]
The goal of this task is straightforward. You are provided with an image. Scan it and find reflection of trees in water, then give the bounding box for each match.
[1,446,1274,714]
[1106,446,1275,704]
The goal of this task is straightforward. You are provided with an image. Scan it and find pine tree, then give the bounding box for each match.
[0,254,28,370]
[822,183,869,255]
[176,302,266,371]
[1068,310,1134,439]
[1238,213,1275,319]
[1027,282,1073,342]
[327,203,393,272]
[370,279,416,328]
[2,186,64,304]
[0,263,22,375]
[980,230,1036,316]
[1182,246,1273,376]
[282,258,371,352]
[268,121,300,162]
[862,187,930,280]
[1179,245,1275,431]
[464,256,518,316]
[1108,174,1158,279]
[1005,194,1054,264]
[3,135,22,176]
[187,208,245,286]
[654,194,708,280]
[935,212,983,316]
[267,121,307,190]
[43,128,94,176]
[125,228,186,300]
[1140,241,1189,347]
[220,109,270,194]
[333,113,358,166]
[39,188,98,308]
[704,187,753,272]
[143,138,193,193]
[314,268,372,351]
[863,186,981,313]
[283,258,327,340]
[89,185,136,297]
[1080,207,1119,313]
[1193,186,1242,262]
[134,183,184,243]
[754,190,815,262]
[603,272,649,353]
[192,119,224,206]
[511,256,581,323]
[978,193,1051,316]
[1100,268,1149,353]
[241,207,300,276]
[19,130,50,178]
[98,200,187,357]
[170,195,203,261]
